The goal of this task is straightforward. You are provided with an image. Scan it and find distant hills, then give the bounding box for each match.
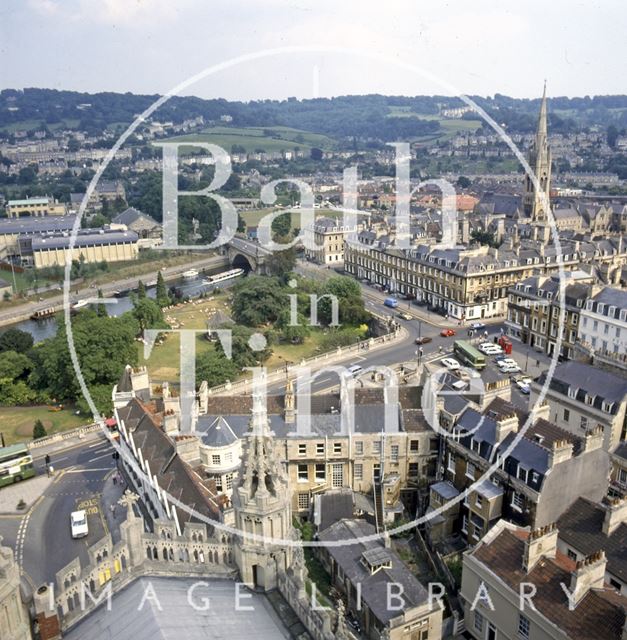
[1,88,627,147]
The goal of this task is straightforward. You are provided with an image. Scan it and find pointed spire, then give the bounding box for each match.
[536,80,548,144]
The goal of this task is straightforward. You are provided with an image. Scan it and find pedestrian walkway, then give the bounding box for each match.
[0,476,52,515]
[100,469,129,543]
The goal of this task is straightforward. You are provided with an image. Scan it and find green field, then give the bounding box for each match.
[166,125,337,153]
[0,118,80,133]
[387,107,482,144]
[0,405,87,446]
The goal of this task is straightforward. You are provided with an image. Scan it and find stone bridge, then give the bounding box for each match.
[225,236,273,274]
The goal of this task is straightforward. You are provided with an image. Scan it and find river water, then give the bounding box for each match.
[0,267,237,343]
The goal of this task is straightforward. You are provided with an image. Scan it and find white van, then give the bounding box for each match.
[347,365,363,378]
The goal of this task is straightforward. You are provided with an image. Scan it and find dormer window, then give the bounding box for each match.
[585,394,595,406]
[602,400,614,413]
[568,387,578,399]
[517,465,529,483]
[361,548,392,575]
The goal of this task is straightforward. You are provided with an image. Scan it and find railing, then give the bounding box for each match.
[28,423,102,450]
[205,324,404,396]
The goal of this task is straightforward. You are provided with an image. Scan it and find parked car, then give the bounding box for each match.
[500,364,520,374]
[384,297,399,308]
[441,358,461,370]
[397,312,413,321]
[470,322,486,330]
[70,510,89,539]
[415,336,433,345]
[440,329,456,337]
[497,358,518,369]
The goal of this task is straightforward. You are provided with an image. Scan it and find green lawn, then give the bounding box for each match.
[240,207,343,230]
[166,125,337,153]
[0,405,87,446]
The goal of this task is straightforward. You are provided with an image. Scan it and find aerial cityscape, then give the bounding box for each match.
[0,2,626,640]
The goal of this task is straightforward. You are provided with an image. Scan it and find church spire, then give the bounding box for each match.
[536,80,548,143]
[522,82,552,222]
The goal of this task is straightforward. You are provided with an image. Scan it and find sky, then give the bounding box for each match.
[1,0,625,101]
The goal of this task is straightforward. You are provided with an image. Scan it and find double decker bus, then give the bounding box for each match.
[453,340,486,371]
[0,444,36,487]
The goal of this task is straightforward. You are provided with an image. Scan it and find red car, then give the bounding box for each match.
[440,329,456,337]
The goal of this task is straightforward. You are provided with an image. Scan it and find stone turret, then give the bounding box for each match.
[232,384,293,590]
[284,378,295,424]
[0,537,33,640]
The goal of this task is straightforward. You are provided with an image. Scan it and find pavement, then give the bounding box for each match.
[0,476,53,515]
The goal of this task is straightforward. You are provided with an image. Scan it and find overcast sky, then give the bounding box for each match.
[1,0,625,100]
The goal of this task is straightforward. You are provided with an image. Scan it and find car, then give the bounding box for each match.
[347,365,363,378]
[470,322,486,330]
[440,329,456,337]
[441,358,461,370]
[497,358,518,369]
[500,364,520,374]
[516,380,531,394]
[479,343,498,354]
[70,510,89,539]
[415,336,433,345]
[397,312,413,321]
[384,297,399,308]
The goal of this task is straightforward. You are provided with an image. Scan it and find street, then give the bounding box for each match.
[0,434,126,590]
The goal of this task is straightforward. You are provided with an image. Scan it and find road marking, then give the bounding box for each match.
[85,452,114,463]
[64,468,112,474]
[88,442,105,448]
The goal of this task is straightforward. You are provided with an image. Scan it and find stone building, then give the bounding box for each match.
[304,215,356,265]
[530,361,627,452]
[0,538,31,640]
[461,520,627,640]
[5,196,67,218]
[437,396,610,543]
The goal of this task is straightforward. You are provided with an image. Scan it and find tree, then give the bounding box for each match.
[264,246,297,282]
[137,280,146,299]
[271,212,291,239]
[155,271,170,307]
[0,351,32,380]
[132,298,167,333]
[456,175,472,189]
[29,312,140,414]
[310,147,323,161]
[232,276,285,326]
[0,328,34,354]
[33,419,47,440]
[607,125,619,150]
[96,289,107,317]
[196,349,239,387]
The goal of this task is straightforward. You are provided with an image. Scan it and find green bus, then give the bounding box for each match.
[0,444,36,487]
[454,340,486,370]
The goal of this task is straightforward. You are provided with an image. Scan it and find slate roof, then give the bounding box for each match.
[113,207,159,227]
[31,229,138,251]
[202,416,238,447]
[557,497,627,583]
[315,489,354,531]
[117,398,222,523]
[431,481,459,501]
[0,215,76,234]
[62,578,288,640]
[472,527,627,640]
[538,361,627,410]
[319,519,432,624]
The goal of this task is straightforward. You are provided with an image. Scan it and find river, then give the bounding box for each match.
[0,266,239,343]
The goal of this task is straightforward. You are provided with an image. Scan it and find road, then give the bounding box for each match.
[0,434,123,589]
[0,253,229,328]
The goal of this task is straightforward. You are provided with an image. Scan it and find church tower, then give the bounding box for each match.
[0,537,32,640]
[232,387,292,591]
[523,83,552,222]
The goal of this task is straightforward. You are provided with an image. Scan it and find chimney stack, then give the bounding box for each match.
[523,523,558,572]
[548,438,573,467]
[602,496,627,537]
[583,425,604,453]
[569,551,607,607]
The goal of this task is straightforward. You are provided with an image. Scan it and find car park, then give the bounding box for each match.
[70,510,89,539]
[440,329,456,337]
[415,336,433,345]
[441,358,461,370]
